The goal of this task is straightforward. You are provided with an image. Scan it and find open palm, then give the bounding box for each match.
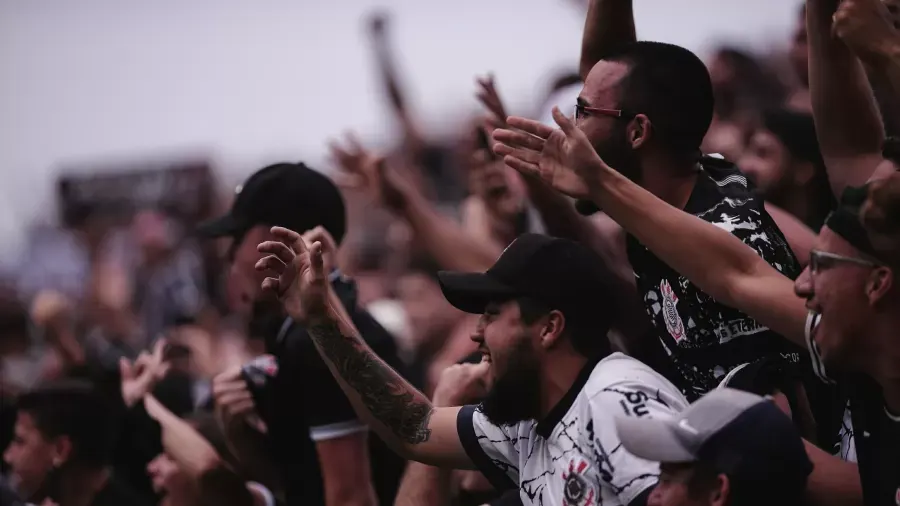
[491,107,608,200]
[255,227,329,322]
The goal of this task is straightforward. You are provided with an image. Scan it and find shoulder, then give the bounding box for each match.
[584,353,688,418]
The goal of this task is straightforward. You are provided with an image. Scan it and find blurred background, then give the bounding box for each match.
[1,0,799,270]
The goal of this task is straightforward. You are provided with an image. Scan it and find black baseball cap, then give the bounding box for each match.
[197,162,346,245]
[616,388,812,495]
[437,234,613,349]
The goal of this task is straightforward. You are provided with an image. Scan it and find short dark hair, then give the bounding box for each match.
[516,297,611,358]
[683,459,805,506]
[16,381,118,469]
[601,41,714,156]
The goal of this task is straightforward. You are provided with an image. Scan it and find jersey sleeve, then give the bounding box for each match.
[588,382,679,505]
[456,405,520,492]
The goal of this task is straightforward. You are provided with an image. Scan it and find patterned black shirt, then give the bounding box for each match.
[626,156,803,400]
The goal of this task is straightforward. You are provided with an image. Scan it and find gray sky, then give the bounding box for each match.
[0,0,799,261]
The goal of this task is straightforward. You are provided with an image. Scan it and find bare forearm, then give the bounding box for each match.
[803,440,863,506]
[306,300,435,458]
[579,0,635,79]
[394,462,452,506]
[866,39,900,119]
[586,165,807,346]
[402,190,501,271]
[808,0,884,192]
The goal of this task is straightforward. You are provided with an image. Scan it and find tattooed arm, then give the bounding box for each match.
[305,293,475,469]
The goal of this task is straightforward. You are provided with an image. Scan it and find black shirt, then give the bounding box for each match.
[89,477,152,506]
[258,274,407,506]
[846,375,900,506]
[626,157,804,400]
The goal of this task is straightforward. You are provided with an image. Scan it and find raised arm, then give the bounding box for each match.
[256,227,474,469]
[807,0,886,196]
[144,395,256,506]
[368,12,426,151]
[333,138,501,271]
[579,0,636,79]
[833,0,900,136]
[492,110,810,348]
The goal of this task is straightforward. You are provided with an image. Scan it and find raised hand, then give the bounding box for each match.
[491,106,607,199]
[256,227,328,322]
[329,135,413,212]
[120,338,171,407]
[476,74,509,133]
[302,226,339,275]
[832,0,898,61]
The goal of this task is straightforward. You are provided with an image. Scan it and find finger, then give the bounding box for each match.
[334,173,364,190]
[151,338,167,363]
[213,379,249,397]
[255,255,287,274]
[492,128,545,151]
[309,241,326,283]
[119,357,133,380]
[507,116,554,139]
[261,277,281,295]
[227,398,258,418]
[304,226,336,251]
[345,132,364,153]
[551,107,578,135]
[156,361,171,379]
[217,389,254,407]
[492,142,541,164]
[502,155,541,179]
[270,226,307,255]
[258,239,297,264]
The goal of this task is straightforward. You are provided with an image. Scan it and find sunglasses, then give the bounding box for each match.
[573,104,636,121]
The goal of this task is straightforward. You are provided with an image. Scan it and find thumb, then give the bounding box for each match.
[551,106,577,135]
[473,358,491,376]
[309,241,326,283]
[119,357,133,380]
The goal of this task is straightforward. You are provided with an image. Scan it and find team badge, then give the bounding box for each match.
[562,458,596,506]
[660,280,685,342]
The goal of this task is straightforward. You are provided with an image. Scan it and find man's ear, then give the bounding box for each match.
[629,114,653,149]
[51,435,73,468]
[866,266,894,306]
[538,310,566,350]
[709,473,731,506]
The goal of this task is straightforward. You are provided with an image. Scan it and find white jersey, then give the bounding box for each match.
[457,353,689,506]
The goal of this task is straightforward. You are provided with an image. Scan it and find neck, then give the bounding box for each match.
[639,154,700,210]
[773,189,811,227]
[870,313,900,413]
[539,353,589,417]
[57,466,109,506]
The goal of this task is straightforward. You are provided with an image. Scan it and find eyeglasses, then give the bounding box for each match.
[809,250,880,276]
[573,104,636,121]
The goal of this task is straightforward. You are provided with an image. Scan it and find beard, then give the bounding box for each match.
[480,337,543,426]
[593,125,641,183]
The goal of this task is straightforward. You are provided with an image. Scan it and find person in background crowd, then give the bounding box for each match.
[738,109,836,230]
[616,388,812,506]
[144,396,274,506]
[3,381,149,506]
[201,162,406,506]
[257,229,689,506]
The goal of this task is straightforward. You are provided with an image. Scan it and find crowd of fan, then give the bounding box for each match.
[2,0,900,505]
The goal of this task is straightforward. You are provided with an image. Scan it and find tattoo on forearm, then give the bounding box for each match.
[308,320,433,444]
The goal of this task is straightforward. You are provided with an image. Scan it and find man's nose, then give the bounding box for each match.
[794,267,813,298]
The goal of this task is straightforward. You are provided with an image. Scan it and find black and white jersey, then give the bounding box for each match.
[805,314,900,506]
[627,156,803,400]
[457,353,688,506]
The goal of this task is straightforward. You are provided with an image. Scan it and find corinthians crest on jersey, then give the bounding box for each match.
[457,353,689,506]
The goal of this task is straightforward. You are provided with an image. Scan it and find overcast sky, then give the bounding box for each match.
[0,0,799,261]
